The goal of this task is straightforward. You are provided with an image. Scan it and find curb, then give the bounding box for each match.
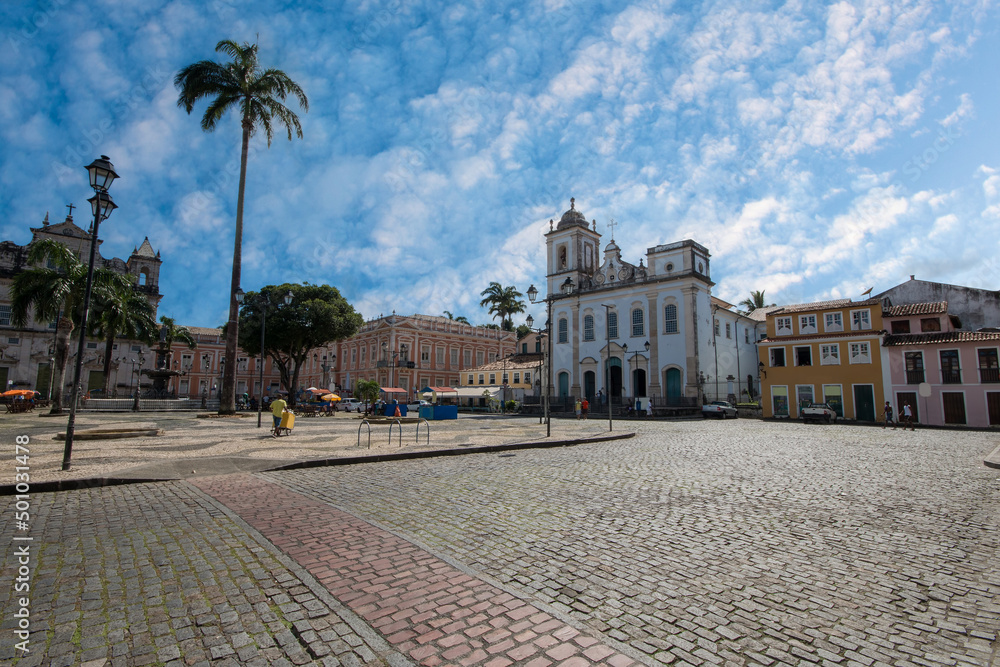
[0,431,636,495]
[985,444,1000,470]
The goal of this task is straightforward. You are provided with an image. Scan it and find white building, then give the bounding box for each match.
[540,199,759,407]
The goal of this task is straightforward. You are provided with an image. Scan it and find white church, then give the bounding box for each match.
[539,199,760,409]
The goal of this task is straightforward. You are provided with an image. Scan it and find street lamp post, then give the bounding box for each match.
[131,354,145,412]
[602,304,615,432]
[236,287,293,428]
[526,285,553,437]
[63,156,118,471]
[393,343,402,403]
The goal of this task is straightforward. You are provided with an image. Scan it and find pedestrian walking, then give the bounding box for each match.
[270,396,288,437]
[881,401,895,429]
[581,398,589,419]
[902,402,915,430]
[575,399,582,419]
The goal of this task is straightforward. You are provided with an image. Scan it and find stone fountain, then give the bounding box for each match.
[140,325,185,395]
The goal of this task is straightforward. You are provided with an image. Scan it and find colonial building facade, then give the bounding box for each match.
[883,302,1000,427]
[331,313,516,400]
[542,199,758,406]
[758,298,888,420]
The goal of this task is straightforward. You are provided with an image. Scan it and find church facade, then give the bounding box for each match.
[0,210,163,394]
[543,200,760,407]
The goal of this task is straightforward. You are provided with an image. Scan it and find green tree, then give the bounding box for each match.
[175,39,309,415]
[354,379,381,415]
[232,283,361,405]
[479,282,526,331]
[10,239,136,413]
[515,323,531,340]
[443,311,470,324]
[89,285,159,395]
[739,290,769,313]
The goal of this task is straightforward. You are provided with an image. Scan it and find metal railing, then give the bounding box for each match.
[905,370,925,385]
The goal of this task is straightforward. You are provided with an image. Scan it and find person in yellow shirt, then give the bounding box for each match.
[270,396,288,436]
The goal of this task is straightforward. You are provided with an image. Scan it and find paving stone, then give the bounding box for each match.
[3,420,999,666]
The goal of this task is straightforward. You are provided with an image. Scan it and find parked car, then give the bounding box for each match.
[340,398,364,413]
[801,402,837,423]
[701,401,738,419]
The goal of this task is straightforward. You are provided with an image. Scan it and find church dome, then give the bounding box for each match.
[556,198,590,230]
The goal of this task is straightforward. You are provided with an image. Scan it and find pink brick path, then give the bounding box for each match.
[193,474,640,667]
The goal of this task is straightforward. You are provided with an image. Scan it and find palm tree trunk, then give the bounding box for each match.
[102,335,115,395]
[220,120,251,415]
[48,316,73,414]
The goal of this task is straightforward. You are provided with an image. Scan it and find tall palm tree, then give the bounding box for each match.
[158,316,198,351]
[10,240,135,413]
[90,285,159,395]
[175,39,308,415]
[740,290,768,313]
[479,282,526,330]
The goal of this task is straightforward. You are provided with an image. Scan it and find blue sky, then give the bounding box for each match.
[2,0,999,328]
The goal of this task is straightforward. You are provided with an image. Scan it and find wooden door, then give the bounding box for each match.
[942,392,966,425]
[987,392,1000,426]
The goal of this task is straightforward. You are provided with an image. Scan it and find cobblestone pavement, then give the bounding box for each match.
[266,420,1000,666]
[2,418,999,666]
[0,481,407,667]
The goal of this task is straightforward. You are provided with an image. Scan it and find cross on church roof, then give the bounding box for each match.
[65,203,75,219]
[607,217,618,241]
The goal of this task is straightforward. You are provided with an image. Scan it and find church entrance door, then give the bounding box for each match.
[584,371,596,401]
[633,369,647,397]
[665,368,682,403]
[558,372,569,398]
[606,357,622,402]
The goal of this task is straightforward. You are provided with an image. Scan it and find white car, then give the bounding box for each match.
[702,401,738,419]
[801,402,837,423]
[340,398,364,413]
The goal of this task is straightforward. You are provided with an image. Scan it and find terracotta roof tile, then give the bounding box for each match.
[760,330,884,343]
[883,330,1000,345]
[884,301,948,317]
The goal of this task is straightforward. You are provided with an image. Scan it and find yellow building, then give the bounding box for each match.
[758,298,887,421]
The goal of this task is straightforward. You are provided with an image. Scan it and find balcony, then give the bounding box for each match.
[905,370,925,385]
[979,367,1000,383]
[941,369,962,384]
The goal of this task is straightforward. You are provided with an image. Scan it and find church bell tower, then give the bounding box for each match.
[545,198,602,297]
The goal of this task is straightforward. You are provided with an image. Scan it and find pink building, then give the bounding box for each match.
[332,313,515,400]
[882,302,1000,427]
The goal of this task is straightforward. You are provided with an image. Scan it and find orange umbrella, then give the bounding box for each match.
[1,389,35,397]
[321,394,340,402]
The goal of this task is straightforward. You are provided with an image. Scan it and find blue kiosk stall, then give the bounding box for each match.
[380,387,409,416]
[418,386,458,420]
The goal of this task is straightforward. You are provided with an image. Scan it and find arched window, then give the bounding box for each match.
[558,318,568,343]
[608,312,618,339]
[631,308,644,337]
[583,315,595,341]
[664,304,678,334]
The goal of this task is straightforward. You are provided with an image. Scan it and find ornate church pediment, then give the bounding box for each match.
[592,241,643,287]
